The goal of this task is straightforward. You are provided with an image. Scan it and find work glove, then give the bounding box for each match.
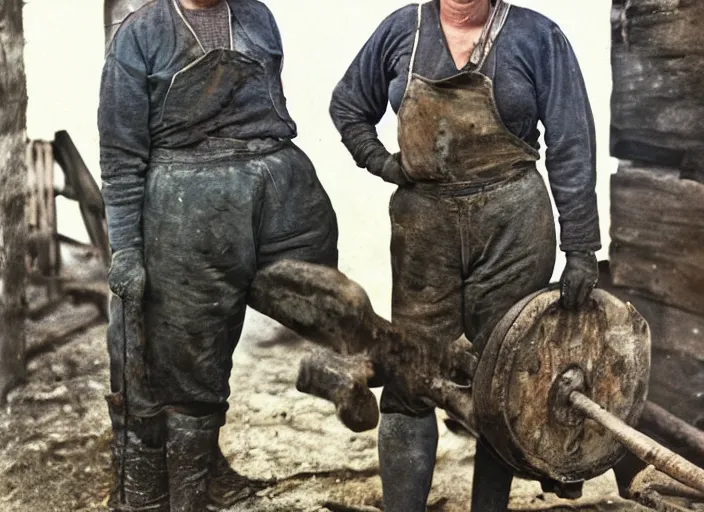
[108,247,146,302]
[559,250,598,311]
[367,150,410,186]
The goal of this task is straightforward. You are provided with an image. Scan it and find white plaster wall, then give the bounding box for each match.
[23,0,616,319]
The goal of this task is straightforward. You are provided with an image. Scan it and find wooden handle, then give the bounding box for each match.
[569,391,704,494]
[295,350,379,433]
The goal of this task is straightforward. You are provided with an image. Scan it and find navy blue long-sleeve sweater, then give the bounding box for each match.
[329,1,600,252]
[98,0,295,251]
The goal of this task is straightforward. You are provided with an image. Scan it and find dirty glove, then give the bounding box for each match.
[559,250,598,311]
[367,150,410,186]
[108,247,146,302]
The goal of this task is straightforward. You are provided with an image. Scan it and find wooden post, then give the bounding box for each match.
[0,0,29,404]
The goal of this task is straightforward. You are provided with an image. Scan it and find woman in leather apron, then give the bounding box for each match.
[330,0,600,510]
[98,0,337,510]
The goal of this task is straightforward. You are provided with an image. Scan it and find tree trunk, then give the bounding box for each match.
[0,0,28,403]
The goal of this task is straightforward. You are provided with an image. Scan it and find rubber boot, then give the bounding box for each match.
[378,412,439,512]
[207,444,274,508]
[106,397,169,512]
[166,411,223,512]
[470,439,513,512]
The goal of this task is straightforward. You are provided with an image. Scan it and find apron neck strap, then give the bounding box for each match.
[407,0,510,83]
[406,3,424,91]
[469,0,510,70]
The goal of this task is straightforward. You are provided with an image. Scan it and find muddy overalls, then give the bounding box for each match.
[377,2,557,511]
[104,1,337,510]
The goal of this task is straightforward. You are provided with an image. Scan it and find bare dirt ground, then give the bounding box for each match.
[0,299,652,512]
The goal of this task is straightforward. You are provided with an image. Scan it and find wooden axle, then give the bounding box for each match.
[569,391,704,494]
[248,260,703,493]
[296,343,704,493]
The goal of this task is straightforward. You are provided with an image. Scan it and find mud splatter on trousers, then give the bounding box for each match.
[105,138,338,510]
[379,168,556,512]
[107,139,338,415]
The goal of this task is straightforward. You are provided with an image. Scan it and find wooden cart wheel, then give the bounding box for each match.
[473,288,651,483]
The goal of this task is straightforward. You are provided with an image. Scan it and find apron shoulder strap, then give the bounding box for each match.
[405,3,423,91]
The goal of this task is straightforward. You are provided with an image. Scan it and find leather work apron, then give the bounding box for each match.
[381,0,557,415]
[397,0,538,186]
[155,0,294,145]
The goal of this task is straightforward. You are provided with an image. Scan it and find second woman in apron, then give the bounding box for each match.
[330,0,600,510]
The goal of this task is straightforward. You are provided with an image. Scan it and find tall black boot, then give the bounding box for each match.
[539,478,584,500]
[207,444,274,508]
[378,412,439,512]
[166,411,223,512]
[106,397,169,511]
[470,439,513,512]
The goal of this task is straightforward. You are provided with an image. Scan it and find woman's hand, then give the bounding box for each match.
[559,251,598,311]
[367,149,411,186]
[380,153,411,186]
[108,247,146,302]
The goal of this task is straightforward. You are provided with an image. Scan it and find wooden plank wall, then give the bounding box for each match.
[610,0,704,315]
[609,0,704,459]
[611,0,704,183]
[610,163,704,316]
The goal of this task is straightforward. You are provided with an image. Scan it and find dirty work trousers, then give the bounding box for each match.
[107,139,338,417]
[380,167,556,415]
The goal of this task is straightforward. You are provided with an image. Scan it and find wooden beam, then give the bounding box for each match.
[615,1,704,57]
[52,130,111,265]
[641,402,704,464]
[25,308,103,361]
[610,163,704,316]
[611,1,704,182]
